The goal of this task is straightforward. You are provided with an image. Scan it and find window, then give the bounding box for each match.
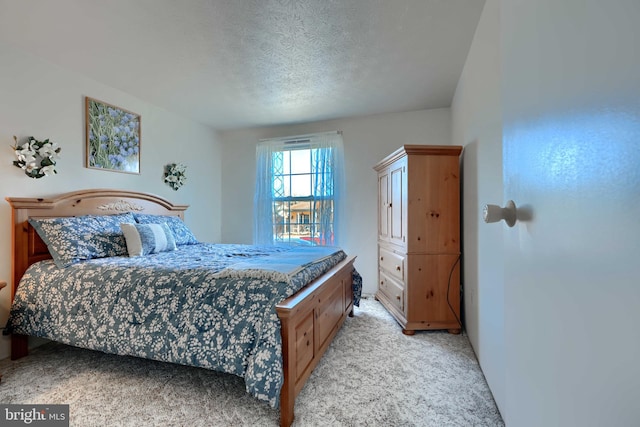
[254,132,345,246]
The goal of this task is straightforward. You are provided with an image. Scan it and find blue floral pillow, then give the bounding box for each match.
[29,213,135,268]
[133,213,198,245]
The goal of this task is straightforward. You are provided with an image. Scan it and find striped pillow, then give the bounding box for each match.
[133,213,199,245]
[120,223,177,257]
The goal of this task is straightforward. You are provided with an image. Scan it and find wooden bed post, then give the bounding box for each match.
[11,335,28,360]
[279,313,296,427]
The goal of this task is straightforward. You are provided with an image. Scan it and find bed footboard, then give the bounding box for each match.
[276,255,356,427]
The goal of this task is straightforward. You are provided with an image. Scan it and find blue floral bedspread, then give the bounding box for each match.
[7,243,360,407]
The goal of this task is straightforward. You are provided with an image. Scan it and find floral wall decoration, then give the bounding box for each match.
[86,97,141,174]
[11,135,61,179]
[164,163,187,191]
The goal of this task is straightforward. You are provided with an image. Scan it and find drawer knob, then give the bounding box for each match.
[380,256,384,261]
[396,295,401,301]
[396,265,401,271]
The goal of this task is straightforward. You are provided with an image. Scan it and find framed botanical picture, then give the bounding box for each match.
[85,97,141,174]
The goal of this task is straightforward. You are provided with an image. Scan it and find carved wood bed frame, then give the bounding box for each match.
[5,189,356,427]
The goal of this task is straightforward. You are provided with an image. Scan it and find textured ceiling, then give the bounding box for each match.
[0,0,485,130]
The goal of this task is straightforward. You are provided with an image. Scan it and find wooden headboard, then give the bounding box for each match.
[5,189,188,300]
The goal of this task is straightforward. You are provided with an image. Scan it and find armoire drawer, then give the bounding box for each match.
[379,246,405,281]
[378,270,404,313]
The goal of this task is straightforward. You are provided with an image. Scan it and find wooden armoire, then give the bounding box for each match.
[374,145,462,335]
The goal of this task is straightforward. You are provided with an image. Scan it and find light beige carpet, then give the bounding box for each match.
[0,297,503,426]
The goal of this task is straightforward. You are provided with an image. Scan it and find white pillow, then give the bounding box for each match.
[120,223,177,257]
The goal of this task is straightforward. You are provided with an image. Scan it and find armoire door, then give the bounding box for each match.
[389,160,405,247]
[378,169,390,241]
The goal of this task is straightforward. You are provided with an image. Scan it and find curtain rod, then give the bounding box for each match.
[259,130,342,143]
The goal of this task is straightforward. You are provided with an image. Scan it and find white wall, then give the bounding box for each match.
[451,0,504,415]
[502,1,640,425]
[219,109,452,295]
[0,42,222,360]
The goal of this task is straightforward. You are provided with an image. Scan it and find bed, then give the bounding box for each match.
[5,189,360,427]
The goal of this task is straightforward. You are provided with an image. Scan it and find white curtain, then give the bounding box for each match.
[254,140,278,245]
[253,131,345,246]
